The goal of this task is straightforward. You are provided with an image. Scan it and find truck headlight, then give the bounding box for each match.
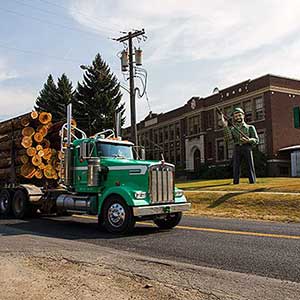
[175,190,184,197]
[134,191,147,199]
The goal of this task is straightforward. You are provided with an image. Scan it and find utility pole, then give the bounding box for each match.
[115,29,145,146]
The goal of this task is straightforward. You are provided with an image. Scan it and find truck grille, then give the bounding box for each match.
[149,164,174,204]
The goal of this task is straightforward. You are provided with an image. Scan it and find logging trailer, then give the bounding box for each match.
[0,104,190,234]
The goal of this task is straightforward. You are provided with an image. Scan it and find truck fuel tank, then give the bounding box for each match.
[56,194,91,212]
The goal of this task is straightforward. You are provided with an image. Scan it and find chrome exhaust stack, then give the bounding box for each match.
[64,103,73,186]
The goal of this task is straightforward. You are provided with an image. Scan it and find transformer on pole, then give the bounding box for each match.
[120,49,129,72]
[115,29,146,146]
[135,48,143,66]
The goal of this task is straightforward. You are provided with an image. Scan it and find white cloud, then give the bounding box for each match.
[69,0,300,63]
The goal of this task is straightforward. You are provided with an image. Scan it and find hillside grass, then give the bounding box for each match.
[177,178,300,222]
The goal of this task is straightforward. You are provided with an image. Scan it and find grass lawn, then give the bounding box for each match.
[177,178,300,222]
[177,177,300,193]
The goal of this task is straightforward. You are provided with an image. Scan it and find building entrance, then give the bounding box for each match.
[193,149,201,172]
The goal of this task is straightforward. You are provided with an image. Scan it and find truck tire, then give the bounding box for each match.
[0,190,12,216]
[154,212,182,230]
[12,190,31,219]
[101,195,135,234]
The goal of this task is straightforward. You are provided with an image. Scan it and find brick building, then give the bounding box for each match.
[123,74,300,176]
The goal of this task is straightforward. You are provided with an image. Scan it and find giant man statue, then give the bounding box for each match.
[221,108,259,184]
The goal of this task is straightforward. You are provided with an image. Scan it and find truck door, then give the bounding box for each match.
[74,144,88,190]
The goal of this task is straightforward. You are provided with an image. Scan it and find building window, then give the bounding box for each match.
[164,152,169,161]
[164,127,168,140]
[216,109,223,129]
[159,129,163,143]
[193,117,200,134]
[227,141,234,160]
[154,130,158,144]
[170,149,175,163]
[243,100,253,122]
[188,116,200,135]
[164,143,169,152]
[144,133,149,147]
[206,111,213,129]
[216,139,225,161]
[169,124,174,140]
[207,142,213,159]
[257,132,266,153]
[224,106,232,118]
[176,148,181,163]
[255,97,264,120]
[176,123,180,139]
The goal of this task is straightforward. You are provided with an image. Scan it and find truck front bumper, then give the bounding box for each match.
[132,202,191,217]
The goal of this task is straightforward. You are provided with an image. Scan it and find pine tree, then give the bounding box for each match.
[35,74,75,122]
[56,73,75,119]
[74,53,125,136]
[35,74,58,115]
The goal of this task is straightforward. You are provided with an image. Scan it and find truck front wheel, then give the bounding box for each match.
[154,212,182,230]
[101,196,135,234]
[12,190,31,219]
[0,190,12,216]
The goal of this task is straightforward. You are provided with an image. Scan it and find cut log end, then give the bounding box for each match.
[39,112,52,125]
[22,127,35,137]
[26,147,37,157]
[21,136,32,148]
[31,111,39,120]
[34,132,43,143]
[21,116,30,127]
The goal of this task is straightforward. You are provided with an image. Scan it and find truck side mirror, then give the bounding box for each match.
[140,148,146,160]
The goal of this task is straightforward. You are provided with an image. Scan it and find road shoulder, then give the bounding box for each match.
[0,226,299,300]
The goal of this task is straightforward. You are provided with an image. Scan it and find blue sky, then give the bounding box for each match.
[1,0,300,125]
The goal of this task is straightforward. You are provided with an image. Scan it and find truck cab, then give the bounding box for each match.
[58,129,190,234]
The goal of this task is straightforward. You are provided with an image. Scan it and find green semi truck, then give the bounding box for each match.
[0,105,190,234]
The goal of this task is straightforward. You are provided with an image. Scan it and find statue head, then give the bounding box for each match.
[232,107,245,124]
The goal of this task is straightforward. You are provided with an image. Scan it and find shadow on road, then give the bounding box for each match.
[0,215,161,241]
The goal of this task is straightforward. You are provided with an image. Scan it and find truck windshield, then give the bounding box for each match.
[97,142,134,159]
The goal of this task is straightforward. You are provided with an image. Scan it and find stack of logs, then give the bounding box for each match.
[0,111,64,184]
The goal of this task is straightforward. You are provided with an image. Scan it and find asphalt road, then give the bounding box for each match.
[1,214,300,283]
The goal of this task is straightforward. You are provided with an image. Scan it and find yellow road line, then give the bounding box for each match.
[72,215,300,240]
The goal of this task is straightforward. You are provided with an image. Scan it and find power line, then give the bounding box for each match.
[12,0,117,36]
[0,41,81,63]
[0,7,109,38]
[145,91,152,113]
[36,0,120,34]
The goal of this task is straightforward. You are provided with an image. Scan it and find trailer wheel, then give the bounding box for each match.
[101,195,135,234]
[154,212,182,230]
[12,190,31,219]
[0,190,12,216]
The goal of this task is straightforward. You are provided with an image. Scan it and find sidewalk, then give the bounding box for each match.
[183,189,300,196]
